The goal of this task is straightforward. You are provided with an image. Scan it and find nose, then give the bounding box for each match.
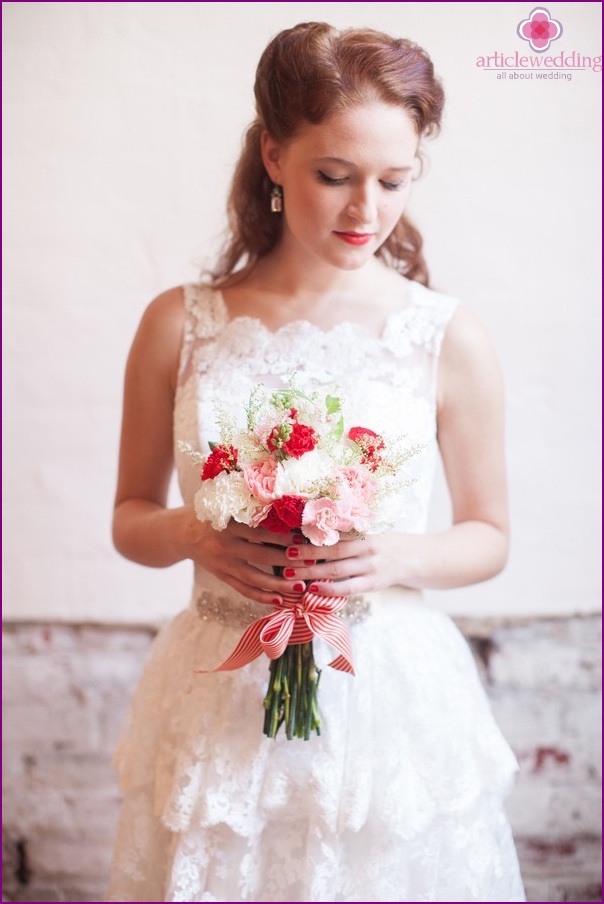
[346,184,377,225]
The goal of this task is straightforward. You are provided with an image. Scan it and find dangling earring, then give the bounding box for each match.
[270,184,283,213]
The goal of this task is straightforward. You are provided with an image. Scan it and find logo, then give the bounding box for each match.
[517,7,563,53]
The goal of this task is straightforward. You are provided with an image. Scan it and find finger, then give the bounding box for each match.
[221,560,310,598]
[222,574,286,607]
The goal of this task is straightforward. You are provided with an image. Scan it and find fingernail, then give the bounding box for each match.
[283,567,296,578]
[292,581,306,593]
[286,547,300,559]
[292,534,305,545]
[309,584,319,593]
[303,559,316,566]
[271,596,282,605]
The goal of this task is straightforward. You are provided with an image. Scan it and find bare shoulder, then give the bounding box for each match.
[127,285,187,387]
[137,285,186,340]
[438,304,504,409]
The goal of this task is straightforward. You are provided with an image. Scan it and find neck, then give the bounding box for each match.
[251,245,386,301]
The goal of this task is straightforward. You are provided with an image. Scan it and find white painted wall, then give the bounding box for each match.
[3,2,601,622]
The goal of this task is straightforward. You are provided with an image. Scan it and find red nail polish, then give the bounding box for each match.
[303,559,316,566]
[292,534,305,545]
[286,547,300,559]
[271,596,282,605]
[283,567,296,578]
[292,581,306,593]
[309,584,319,593]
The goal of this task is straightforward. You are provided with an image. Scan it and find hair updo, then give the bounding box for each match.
[209,22,444,287]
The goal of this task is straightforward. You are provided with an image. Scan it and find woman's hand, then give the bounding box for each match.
[274,531,414,597]
[181,512,318,606]
[183,512,413,604]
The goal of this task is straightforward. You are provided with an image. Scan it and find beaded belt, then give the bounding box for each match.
[194,588,371,630]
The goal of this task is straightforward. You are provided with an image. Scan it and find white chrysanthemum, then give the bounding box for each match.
[274,450,334,497]
[194,471,255,530]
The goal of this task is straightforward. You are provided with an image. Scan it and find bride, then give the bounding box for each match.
[108,21,526,903]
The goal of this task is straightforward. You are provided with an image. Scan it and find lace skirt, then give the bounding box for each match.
[107,577,526,902]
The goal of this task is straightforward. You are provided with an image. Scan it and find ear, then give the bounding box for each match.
[260,131,285,183]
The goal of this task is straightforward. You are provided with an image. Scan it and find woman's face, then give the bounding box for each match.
[262,101,420,273]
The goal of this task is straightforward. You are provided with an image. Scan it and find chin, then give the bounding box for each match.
[330,252,375,272]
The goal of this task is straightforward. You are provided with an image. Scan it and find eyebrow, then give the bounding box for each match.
[315,156,413,173]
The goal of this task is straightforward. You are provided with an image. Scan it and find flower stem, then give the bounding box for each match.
[263,554,322,740]
[262,642,321,740]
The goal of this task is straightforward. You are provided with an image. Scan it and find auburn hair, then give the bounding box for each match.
[208,22,444,288]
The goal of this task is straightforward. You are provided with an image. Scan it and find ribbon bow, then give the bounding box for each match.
[196,588,355,676]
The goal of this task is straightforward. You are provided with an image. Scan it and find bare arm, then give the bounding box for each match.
[403,303,509,587]
[112,287,192,566]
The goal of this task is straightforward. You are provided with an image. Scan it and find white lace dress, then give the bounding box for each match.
[107,280,526,903]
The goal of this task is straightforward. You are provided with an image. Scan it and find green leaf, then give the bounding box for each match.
[332,415,344,439]
[325,394,341,415]
[208,441,219,451]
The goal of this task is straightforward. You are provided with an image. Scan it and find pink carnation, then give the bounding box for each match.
[334,465,378,532]
[337,465,378,504]
[243,457,278,503]
[302,497,348,546]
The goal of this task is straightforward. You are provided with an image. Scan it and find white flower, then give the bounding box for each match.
[369,482,407,533]
[194,471,255,530]
[274,450,334,497]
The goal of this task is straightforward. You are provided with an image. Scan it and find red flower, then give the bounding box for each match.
[201,444,238,480]
[262,495,306,533]
[347,426,385,472]
[267,422,318,459]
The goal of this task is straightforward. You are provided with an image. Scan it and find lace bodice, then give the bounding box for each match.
[174,279,458,536]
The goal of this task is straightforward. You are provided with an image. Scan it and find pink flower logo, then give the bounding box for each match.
[517,7,563,52]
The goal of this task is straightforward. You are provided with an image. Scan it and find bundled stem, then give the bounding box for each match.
[263,642,321,740]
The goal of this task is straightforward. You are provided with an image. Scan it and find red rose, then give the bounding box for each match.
[347,426,385,471]
[201,444,238,480]
[262,495,306,533]
[267,422,317,459]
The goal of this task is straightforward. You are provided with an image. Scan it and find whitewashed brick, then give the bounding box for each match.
[2,616,601,903]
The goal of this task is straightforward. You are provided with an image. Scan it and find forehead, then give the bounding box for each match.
[289,101,419,163]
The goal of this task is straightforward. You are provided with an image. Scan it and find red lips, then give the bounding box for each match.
[333,232,374,246]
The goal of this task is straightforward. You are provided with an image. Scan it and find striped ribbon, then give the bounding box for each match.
[196,588,355,676]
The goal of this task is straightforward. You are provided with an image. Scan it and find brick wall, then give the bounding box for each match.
[2,614,601,903]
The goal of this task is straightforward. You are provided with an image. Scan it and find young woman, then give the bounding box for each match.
[108,22,526,902]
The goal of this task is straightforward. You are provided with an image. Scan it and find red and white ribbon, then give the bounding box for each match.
[196,588,355,676]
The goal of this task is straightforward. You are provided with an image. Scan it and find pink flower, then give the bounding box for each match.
[243,457,278,503]
[517,8,562,52]
[336,492,370,534]
[302,497,348,546]
[337,465,378,504]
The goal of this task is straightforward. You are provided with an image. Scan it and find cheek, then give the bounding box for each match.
[383,189,411,224]
[289,190,336,230]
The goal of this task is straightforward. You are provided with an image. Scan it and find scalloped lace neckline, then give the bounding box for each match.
[213,282,418,344]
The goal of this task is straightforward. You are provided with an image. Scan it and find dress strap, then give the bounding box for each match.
[178,284,228,379]
[385,280,459,358]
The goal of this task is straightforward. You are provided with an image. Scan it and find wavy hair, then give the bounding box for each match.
[208,22,444,287]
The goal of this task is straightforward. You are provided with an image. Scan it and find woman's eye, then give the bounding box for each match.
[380,180,404,191]
[317,171,348,186]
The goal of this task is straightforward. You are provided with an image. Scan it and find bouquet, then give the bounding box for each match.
[180,381,422,740]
